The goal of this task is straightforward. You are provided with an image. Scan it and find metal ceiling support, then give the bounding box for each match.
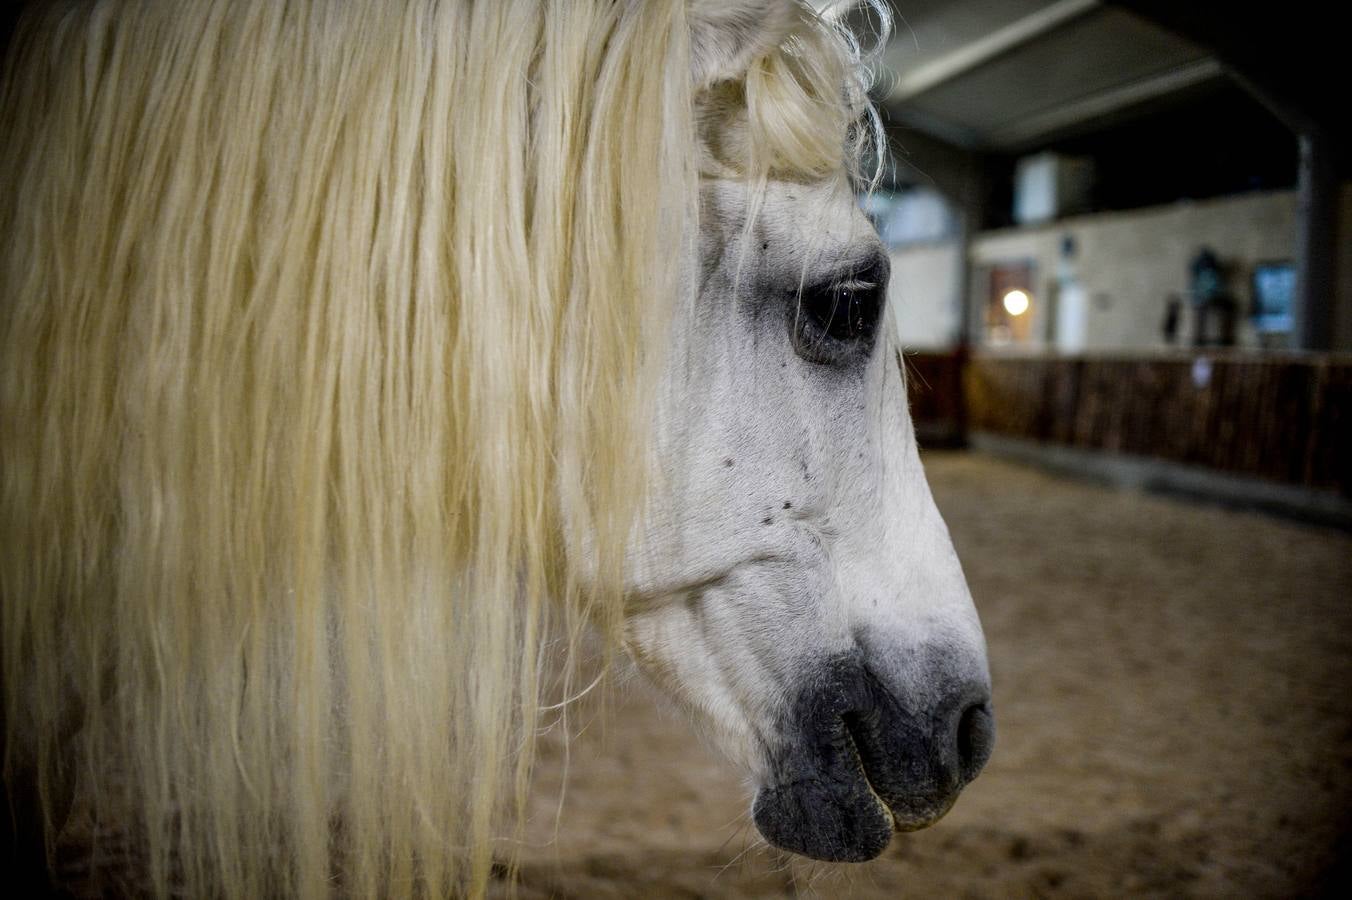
[1101,0,1344,147]
[886,0,1100,103]
[1294,131,1336,352]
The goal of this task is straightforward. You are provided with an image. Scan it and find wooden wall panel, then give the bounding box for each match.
[902,350,967,447]
[964,352,1352,496]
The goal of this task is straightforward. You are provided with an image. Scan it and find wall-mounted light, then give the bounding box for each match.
[1002,289,1030,317]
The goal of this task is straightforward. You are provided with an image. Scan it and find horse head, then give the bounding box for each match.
[621,0,994,863]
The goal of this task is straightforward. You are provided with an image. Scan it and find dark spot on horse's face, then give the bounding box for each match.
[723,458,734,467]
[782,501,792,510]
[761,516,773,526]
[762,240,770,250]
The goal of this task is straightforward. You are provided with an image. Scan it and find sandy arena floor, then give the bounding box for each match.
[502,451,1352,898]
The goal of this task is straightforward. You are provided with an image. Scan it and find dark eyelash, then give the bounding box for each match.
[790,259,888,364]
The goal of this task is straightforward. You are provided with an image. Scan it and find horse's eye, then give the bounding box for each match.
[805,283,879,341]
[790,264,886,365]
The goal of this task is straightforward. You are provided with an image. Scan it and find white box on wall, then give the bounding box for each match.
[1014,153,1095,225]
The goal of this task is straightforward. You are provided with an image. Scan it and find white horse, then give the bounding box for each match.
[0,0,990,895]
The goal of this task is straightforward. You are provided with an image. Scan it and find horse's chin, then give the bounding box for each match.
[747,656,992,862]
[751,775,955,863]
[752,777,895,863]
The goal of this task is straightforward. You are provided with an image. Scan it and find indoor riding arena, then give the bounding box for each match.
[4,2,1351,899]
[503,2,1352,897]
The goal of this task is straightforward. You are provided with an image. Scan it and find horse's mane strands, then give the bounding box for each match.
[715,0,891,338]
[0,1,879,896]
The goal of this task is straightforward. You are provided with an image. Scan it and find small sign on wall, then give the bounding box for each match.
[1191,356,1213,389]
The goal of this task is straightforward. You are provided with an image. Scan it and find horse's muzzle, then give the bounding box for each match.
[752,656,993,862]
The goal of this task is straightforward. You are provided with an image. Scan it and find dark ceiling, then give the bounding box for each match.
[871,0,1346,216]
[875,0,1345,153]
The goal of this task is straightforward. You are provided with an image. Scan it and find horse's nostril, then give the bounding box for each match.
[955,701,995,781]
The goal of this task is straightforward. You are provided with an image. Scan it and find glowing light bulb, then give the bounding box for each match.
[1002,289,1030,317]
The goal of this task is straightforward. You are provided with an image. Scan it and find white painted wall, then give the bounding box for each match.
[967,186,1352,352]
[888,241,963,349]
[880,187,1352,353]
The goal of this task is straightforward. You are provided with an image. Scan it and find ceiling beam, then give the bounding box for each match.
[985,57,1224,149]
[885,0,1101,103]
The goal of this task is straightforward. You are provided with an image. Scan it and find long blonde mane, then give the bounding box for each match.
[0,1,877,895]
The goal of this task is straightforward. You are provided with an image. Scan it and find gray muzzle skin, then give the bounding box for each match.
[753,656,994,862]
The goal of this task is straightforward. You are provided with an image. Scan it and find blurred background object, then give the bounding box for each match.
[855,0,1351,526]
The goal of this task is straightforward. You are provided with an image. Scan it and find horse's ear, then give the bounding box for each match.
[688,0,798,88]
